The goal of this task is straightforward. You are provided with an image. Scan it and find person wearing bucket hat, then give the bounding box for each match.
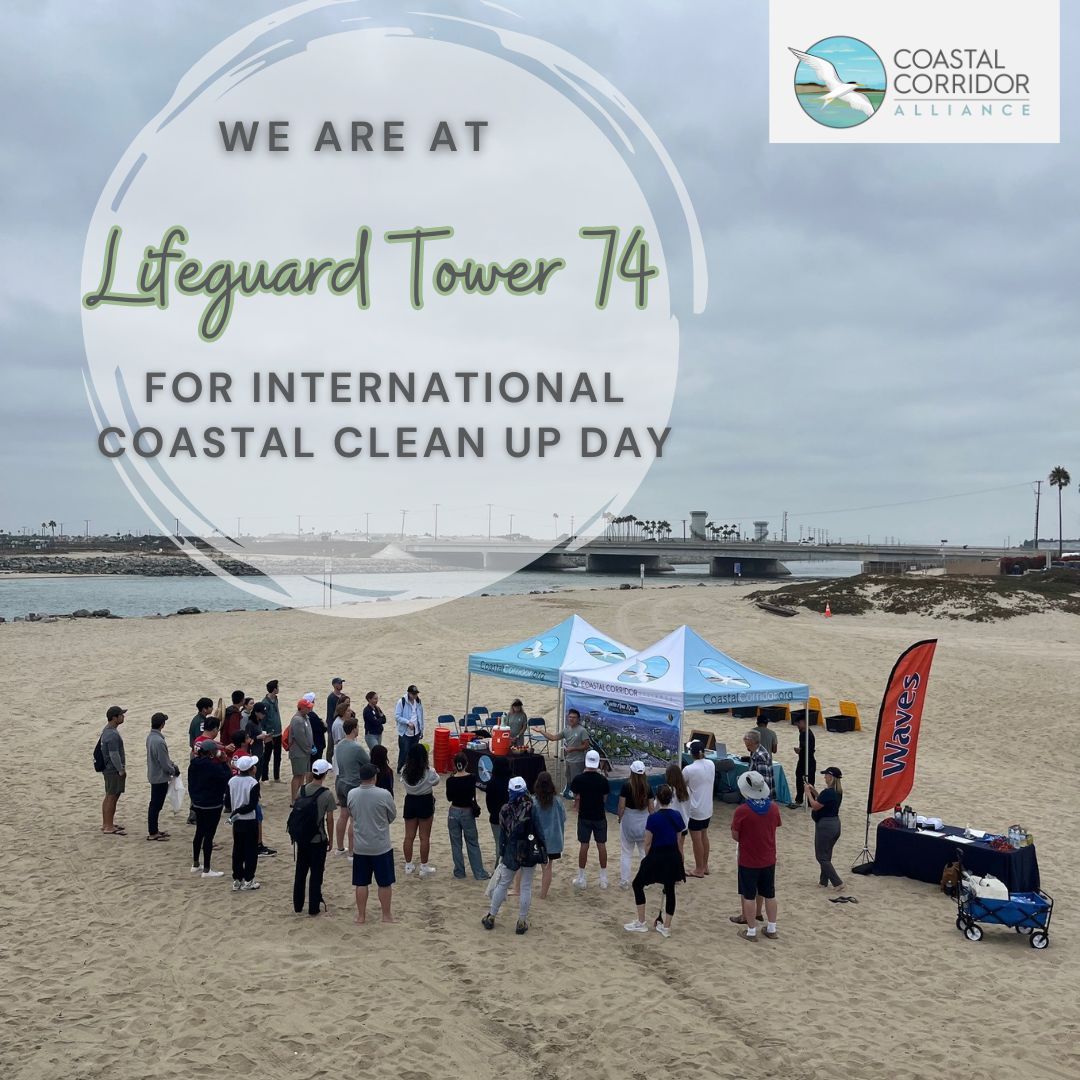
[730,769,781,941]
[806,767,844,889]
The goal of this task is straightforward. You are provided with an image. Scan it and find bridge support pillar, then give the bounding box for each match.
[585,553,671,574]
[709,556,790,579]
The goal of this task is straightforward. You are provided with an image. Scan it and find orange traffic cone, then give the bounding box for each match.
[824,602,832,617]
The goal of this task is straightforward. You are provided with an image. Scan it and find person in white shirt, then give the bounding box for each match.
[394,684,424,775]
[681,740,716,878]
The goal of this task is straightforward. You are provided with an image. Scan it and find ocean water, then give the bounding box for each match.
[0,561,859,620]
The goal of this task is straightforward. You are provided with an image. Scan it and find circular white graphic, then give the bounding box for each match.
[80,2,705,616]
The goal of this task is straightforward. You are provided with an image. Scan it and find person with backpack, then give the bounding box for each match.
[97,705,127,835]
[290,759,336,916]
[227,756,262,891]
[187,740,231,878]
[482,776,546,935]
[394,685,423,775]
[145,711,180,841]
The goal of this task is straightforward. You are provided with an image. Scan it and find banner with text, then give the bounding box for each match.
[866,638,938,814]
[565,692,681,768]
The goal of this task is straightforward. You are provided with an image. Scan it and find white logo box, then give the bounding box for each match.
[770,0,1059,143]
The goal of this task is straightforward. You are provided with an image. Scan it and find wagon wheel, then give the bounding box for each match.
[955,915,969,932]
[1030,931,1049,950]
[963,923,983,942]
[1014,926,1033,935]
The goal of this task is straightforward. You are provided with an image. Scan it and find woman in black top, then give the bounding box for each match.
[445,754,490,881]
[370,744,394,795]
[806,766,844,888]
[362,691,386,751]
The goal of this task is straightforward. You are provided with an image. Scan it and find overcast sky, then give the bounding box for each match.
[1,0,1077,546]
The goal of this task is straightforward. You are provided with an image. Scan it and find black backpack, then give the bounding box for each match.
[93,738,106,773]
[286,785,324,847]
[510,817,548,868]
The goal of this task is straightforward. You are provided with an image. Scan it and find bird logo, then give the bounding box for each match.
[583,637,627,664]
[618,656,670,684]
[518,635,559,659]
[696,659,751,688]
[789,37,886,128]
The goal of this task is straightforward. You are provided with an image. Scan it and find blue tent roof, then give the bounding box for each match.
[468,614,635,688]
[561,624,809,711]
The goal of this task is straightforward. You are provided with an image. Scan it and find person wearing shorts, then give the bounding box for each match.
[730,769,781,941]
[570,750,610,889]
[347,764,397,924]
[401,743,439,877]
[332,717,370,856]
[682,740,716,877]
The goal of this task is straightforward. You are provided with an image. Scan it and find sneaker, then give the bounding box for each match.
[623,920,649,933]
[763,928,779,940]
[257,845,277,857]
[481,913,496,930]
[419,864,436,878]
[190,865,201,874]
[515,920,529,935]
[738,928,758,942]
[201,869,224,879]
[241,880,261,891]
[618,879,631,890]
[573,873,586,890]
[404,863,416,875]
[655,923,671,938]
[232,879,242,891]
[598,871,609,890]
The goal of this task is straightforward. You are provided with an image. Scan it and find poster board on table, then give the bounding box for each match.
[564,692,682,767]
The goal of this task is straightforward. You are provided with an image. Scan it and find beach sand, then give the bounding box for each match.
[0,583,1076,1080]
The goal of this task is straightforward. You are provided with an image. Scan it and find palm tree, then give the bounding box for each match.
[1049,466,1071,559]
[48,520,57,537]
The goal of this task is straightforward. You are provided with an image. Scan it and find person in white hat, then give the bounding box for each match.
[291,759,336,916]
[227,755,263,891]
[483,776,546,935]
[617,761,655,888]
[730,769,781,941]
[571,749,610,889]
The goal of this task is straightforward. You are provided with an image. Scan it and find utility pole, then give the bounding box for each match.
[296,514,302,540]
[236,516,241,539]
[433,503,439,542]
[364,512,370,539]
[509,513,514,538]
[400,509,407,540]
[682,519,686,541]
[570,514,574,537]
[487,503,493,541]
[85,519,91,538]
[1033,479,1042,552]
[782,510,788,542]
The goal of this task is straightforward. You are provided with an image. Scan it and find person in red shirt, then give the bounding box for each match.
[730,770,781,941]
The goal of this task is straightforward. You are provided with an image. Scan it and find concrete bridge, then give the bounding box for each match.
[402,538,1017,578]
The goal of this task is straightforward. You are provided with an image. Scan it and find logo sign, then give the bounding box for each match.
[582,637,627,664]
[770,0,1060,143]
[517,636,559,660]
[618,656,670,684]
[695,659,751,688]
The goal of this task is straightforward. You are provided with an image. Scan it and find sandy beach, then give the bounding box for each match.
[1,582,1076,1080]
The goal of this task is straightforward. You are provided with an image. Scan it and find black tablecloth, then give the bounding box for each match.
[462,748,547,792]
[871,823,1040,892]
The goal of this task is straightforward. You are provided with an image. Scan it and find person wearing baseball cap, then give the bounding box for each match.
[806,767,844,890]
[145,711,180,841]
[394,685,424,776]
[288,698,315,806]
[483,775,546,935]
[98,706,127,835]
[570,748,610,890]
[292,759,337,916]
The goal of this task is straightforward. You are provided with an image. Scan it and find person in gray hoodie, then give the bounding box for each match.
[288,699,315,806]
[145,712,180,840]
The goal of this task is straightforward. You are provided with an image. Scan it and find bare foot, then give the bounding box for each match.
[354,916,367,925]
[381,914,395,923]
[703,867,711,875]
[687,870,705,878]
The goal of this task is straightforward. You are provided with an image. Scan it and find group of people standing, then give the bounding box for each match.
[96,691,845,939]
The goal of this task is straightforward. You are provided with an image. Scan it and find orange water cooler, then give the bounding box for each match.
[490,726,511,756]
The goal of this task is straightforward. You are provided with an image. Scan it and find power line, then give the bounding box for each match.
[787,482,1033,518]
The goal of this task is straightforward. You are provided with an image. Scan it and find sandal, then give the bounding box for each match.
[102,828,126,835]
[145,834,169,842]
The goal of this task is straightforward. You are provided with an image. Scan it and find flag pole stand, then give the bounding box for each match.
[852,813,876,874]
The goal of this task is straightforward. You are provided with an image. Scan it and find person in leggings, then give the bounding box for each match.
[806,766,844,889]
[186,740,231,878]
[623,785,686,938]
[228,756,262,890]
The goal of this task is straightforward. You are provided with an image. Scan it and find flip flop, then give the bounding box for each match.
[102,828,126,836]
[145,834,169,842]
[844,896,859,903]
[828,896,848,904]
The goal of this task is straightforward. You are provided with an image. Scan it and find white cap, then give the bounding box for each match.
[311,759,332,776]
[585,749,601,769]
[508,776,528,794]
[630,760,646,774]
[302,692,316,703]
[235,755,258,772]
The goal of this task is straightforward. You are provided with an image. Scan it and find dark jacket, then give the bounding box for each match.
[187,757,231,810]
